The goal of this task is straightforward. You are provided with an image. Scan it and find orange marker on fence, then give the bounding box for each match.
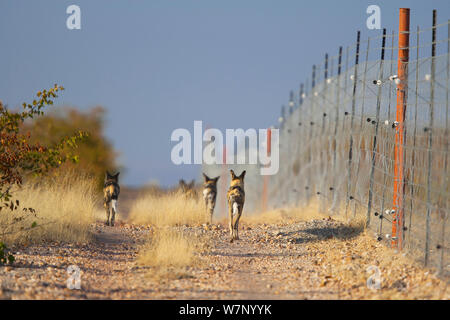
[262,128,272,212]
[392,8,410,249]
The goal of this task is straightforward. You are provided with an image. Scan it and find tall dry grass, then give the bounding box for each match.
[137,229,195,269]
[128,190,206,226]
[241,200,345,226]
[131,190,209,273]
[0,172,97,245]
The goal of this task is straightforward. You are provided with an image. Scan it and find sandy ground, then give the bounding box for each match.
[0,215,448,300]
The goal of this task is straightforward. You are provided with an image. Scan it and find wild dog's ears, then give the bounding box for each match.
[114,172,120,181]
[239,170,246,179]
[230,169,236,179]
[179,179,186,187]
[213,176,220,182]
[189,179,195,188]
[106,171,112,180]
[202,173,211,181]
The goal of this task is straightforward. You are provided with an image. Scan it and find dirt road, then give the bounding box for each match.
[1,216,447,299]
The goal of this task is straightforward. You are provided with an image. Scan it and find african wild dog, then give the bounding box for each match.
[103,171,120,226]
[202,173,220,224]
[179,179,198,200]
[227,169,246,242]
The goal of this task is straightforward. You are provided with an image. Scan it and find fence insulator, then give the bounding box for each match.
[384,120,390,125]
[389,75,398,81]
[314,92,318,96]
[386,234,391,239]
[329,187,334,191]
[377,236,383,241]
[425,74,431,81]
[323,113,327,117]
[367,117,372,122]
[373,79,382,86]
[278,117,284,123]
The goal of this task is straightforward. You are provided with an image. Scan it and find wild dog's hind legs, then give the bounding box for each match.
[228,204,234,243]
[104,202,111,226]
[110,208,116,226]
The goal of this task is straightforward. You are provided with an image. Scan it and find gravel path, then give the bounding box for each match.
[0,218,448,299]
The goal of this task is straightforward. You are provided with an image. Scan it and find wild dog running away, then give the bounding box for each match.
[202,173,220,224]
[179,178,198,199]
[227,169,245,242]
[103,171,120,226]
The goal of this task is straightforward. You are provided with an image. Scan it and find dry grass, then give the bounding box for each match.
[137,230,195,268]
[305,230,449,299]
[0,173,97,245]
[241,200,343,226]
[128,190,206,227]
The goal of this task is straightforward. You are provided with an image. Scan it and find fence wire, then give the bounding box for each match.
[203,20,449,277]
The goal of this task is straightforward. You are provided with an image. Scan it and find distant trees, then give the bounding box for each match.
[1,85,88,262]
[21,105,119,190]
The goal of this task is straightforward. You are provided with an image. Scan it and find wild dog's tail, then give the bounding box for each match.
[111,199,118,213]
[232,201,240,216]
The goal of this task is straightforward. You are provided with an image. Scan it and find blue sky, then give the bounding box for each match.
[1,0,448,187]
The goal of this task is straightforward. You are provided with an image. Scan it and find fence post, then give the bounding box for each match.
[379,30,397,240]
[305,65,316,204]
[345,31,361,218]
[354,36,371,218]
[262,128,272,212]
[408,25,420,247]
[392,8,410,250]
[424,10,436,265]
[367,29,387,226]
[439,19,449,275]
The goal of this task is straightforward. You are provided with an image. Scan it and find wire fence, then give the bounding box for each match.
[203,13,449,277]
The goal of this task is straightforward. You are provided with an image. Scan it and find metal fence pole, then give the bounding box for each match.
[353,36,371,218]
[392,8,410,250]
[379,30,397,240]
[305,65,316,204]
[367,29,387,226]
[438,20,449,274]
[345,31,361,217]
[424,9,436,265]
[408,25,420,247]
